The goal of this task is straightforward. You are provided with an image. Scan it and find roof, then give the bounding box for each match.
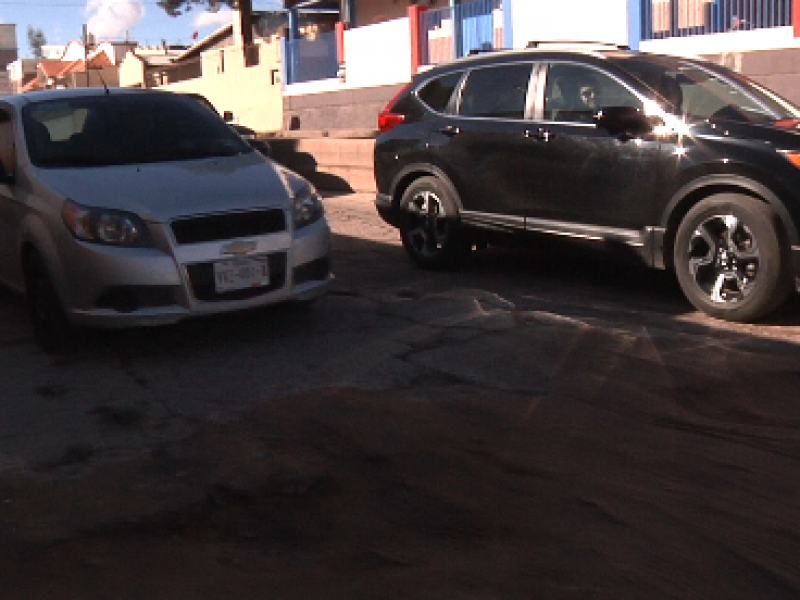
[284,0,338,9]
[37,60,67,77]
[36,53,113,80]
[11,86,171,106]
[19,78,41,93]
[174,23,233,62]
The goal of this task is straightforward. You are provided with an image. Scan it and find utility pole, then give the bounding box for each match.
[83,24,89,87]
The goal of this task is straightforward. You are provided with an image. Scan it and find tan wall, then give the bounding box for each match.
[67,66,120,88]
[158,39,284,133]
[119,53,146,87]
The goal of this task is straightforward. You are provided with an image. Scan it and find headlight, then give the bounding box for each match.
[779,150,800,168]
[292,185,324,229]
[276,166,325,229]
[61,200,151,247]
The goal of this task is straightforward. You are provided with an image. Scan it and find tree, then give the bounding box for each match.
[27,26,47,60]
[157,0,254,46]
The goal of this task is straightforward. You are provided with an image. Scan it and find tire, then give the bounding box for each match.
[23,251,73,353]
[673,194,792,322]
[398,176,472,270]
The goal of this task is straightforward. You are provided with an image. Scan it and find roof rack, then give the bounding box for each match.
[467,47,499,56]
[526,40,630,50]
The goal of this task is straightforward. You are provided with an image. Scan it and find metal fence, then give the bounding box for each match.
[419,0,504,67]
[642,0,793,39]
[283,30,338,85]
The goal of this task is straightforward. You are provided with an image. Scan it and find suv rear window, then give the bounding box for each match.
[417,71,463,113]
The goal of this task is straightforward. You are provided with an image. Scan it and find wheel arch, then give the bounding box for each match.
[389,163,464,213]
[18,213,68,301]
[659,175,797,272]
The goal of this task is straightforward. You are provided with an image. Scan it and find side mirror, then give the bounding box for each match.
[223,111,234,123]
[594,106,661,138]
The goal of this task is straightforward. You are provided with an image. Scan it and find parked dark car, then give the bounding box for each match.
[374,44,800,322]
[183,93,272,157]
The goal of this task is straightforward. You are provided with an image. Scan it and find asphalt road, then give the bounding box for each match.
[0,192,799,599]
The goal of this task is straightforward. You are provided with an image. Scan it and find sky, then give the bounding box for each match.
[0,0,284,56]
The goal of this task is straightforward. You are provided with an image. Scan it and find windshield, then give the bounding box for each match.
[22,92,252,168]
[608,55,800,125]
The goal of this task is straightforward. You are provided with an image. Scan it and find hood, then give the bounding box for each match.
[30,152,292,223]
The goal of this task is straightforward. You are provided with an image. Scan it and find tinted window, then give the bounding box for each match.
[459,64,532,119]
[417,71,463,113]
[22,93,251,168]
[544,63,642,123]
[609,55,800,123]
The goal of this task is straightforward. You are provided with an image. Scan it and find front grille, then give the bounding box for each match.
[171,209,286,245]
[185,252,287,302]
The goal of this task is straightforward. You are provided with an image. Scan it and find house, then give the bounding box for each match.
[119,15,285,133]
[0,24,17,96]
[279,0,800,132]
[7,39,135,92]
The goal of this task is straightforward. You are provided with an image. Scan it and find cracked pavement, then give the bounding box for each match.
[0,193,799,598]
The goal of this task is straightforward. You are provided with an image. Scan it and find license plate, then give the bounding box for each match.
[213,257,270,293]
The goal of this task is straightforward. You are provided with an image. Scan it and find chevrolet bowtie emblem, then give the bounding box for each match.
[222,241,257,256]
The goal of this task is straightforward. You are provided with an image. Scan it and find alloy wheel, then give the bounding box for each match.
[405,189,449,259]
[687,213,760,304]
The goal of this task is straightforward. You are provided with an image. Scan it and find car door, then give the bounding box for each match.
[523,61,662,231]
[428,62,537,229]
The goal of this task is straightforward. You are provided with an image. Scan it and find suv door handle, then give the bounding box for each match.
[525,128,555,142]
[440,125,461,137]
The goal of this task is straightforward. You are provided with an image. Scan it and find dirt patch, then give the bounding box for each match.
[1,381,799,599]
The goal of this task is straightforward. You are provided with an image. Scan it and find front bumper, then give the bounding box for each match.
[57,216,333,328]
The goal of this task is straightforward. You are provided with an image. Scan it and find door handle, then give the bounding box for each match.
[524,128,555,142]
[440,125,461,137]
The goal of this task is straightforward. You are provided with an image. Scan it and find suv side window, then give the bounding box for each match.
[417,71,463,114]
[458,64,532,120]
[544,63,642,123]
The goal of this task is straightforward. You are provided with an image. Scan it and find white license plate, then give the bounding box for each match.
[213,257,270,293]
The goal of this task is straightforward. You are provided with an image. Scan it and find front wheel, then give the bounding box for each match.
[23,251,73,353]
[673,194,792,322]
[398,176,471,270]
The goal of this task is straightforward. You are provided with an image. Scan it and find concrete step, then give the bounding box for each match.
[268,135,377,193]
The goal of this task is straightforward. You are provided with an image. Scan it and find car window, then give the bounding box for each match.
[22,93,251,168]
[417,71,463,113]
[544,63,642,123]
[458,64,532,120]
[609,56,800,124]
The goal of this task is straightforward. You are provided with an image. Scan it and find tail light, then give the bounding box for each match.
[378,111,406,133]
[378,83,412,133]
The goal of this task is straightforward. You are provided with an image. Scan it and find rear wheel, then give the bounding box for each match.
[399,176,471,270]
[673,194,791,322]
[23,251,73,353]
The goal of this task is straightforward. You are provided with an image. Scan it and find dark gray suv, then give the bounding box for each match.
[374,45,800,322]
